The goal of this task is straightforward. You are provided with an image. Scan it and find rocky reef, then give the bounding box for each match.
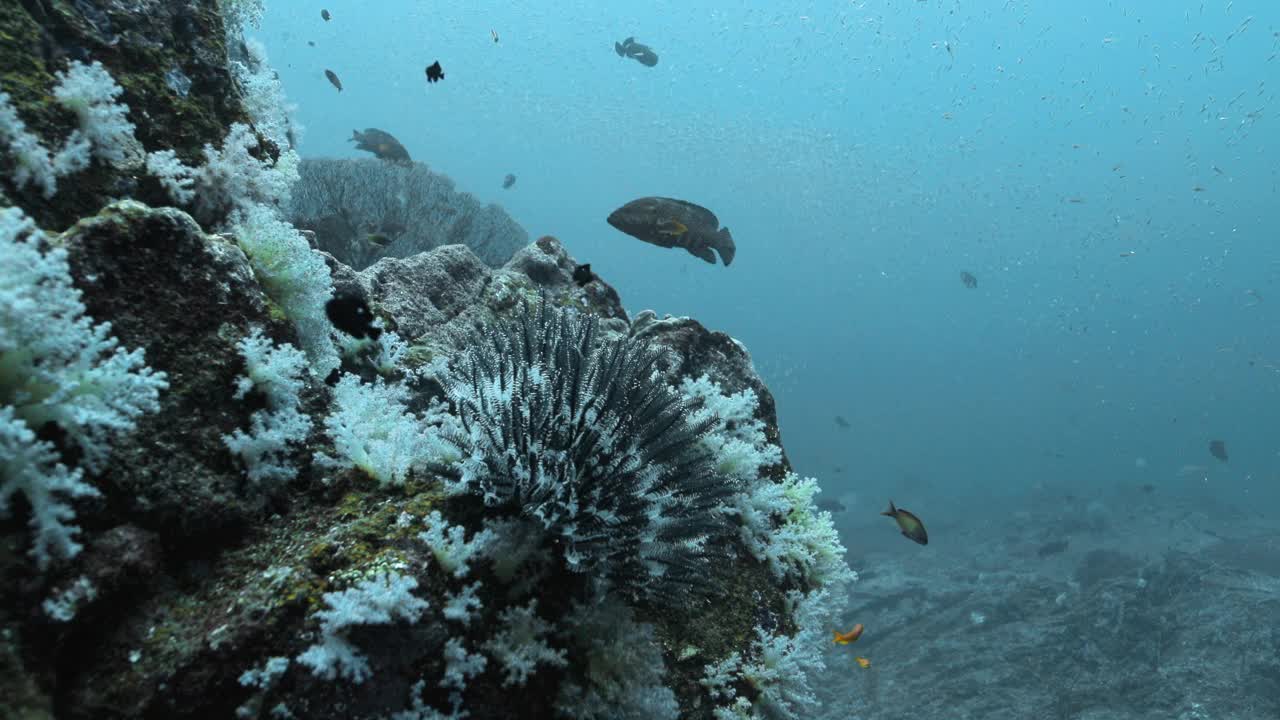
[0,0,252,231]
[0,2,853,719]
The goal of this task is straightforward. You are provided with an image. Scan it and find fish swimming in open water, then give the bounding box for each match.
[425,61,445,83]
[503,173,517,189]
[350,128,411,164]
[607,197,735,265]
[833,625,864,644]
[615,36,659,67]
[882,500,928,545]
[1209,440,1228,462]
[960,271,978,288]
[324,69,343,92]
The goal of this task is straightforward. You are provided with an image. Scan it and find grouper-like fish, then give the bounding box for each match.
[349,128,411,164]
[607,197,736,265]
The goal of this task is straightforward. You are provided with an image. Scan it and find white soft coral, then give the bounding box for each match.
[0,408,100,569]
[1,60,134,198]
[295,571,429,683]
[1,92,90,199]
[222,328,313,491]
[146,124,300,221]
[0,207,168,568]
[680,375,782,481]
[316,374,463,486]
[230,203,338,376]
[52,60,140,167]
[199,124,299,216]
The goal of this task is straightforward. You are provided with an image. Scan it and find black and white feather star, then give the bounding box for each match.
[445,299,733,604]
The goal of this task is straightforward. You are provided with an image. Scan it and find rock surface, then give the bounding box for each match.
[0,4,815,720]
[63,201,319,544]
[359,245,492,340]
[352,234,632,370]
[0,199,797,720]
[632,311,789,473]
[0,0,247,230]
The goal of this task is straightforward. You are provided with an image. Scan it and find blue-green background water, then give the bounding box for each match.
[259,0,1278,516]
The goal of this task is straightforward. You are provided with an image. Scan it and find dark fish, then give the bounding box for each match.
[308,40,316,47]
[503,173,517,189]
[325,291,382,340]
[425,61,445,83]
[607,197,735,265]
[1036,540,1069,558]
[1209,440,1228,462]
[321,8,330,21]
[572,263,593,287]
[324,69,342,91]
[816,498,847,514]
[349,128,411,164]
[834,415,851,429]
[881,500,928,545]
[614,36,659,67]
[366,233,391,247]
[960,271,978,288]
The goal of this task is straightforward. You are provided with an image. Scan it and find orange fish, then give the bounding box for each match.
[833,624,864,645]
[855,657,872,669]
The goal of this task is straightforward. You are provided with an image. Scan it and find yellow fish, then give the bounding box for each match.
[855,657,872,669]
[833,624,864,645]
[656,219,688,237]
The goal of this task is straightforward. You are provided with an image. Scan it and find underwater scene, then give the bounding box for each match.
[1,0,1278,718]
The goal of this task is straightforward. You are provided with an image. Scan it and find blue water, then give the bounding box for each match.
[260,0,1279,513]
